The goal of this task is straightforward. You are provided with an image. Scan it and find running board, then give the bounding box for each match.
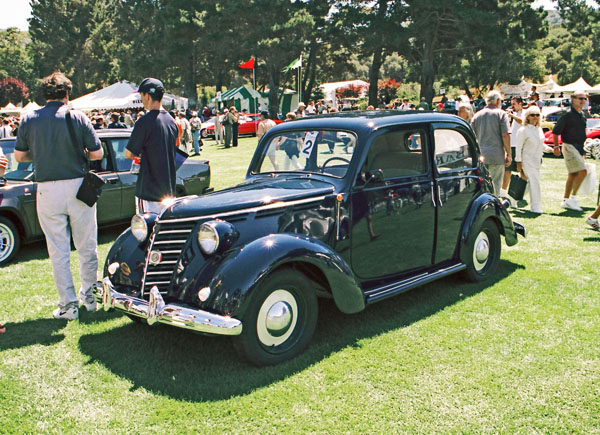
[365,263,467,304]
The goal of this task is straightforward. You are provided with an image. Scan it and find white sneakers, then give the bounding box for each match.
[79,293,98,312]
[52,306,79,320]
[586,216,600,230]
[561,197,582,211]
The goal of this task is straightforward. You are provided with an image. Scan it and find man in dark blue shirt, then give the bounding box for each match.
[15,72,103,321]
[552,92,588,211]
[125,78,178,214]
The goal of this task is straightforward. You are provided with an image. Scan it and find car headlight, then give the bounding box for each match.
[131,214,149,242]
[197,222,219,255]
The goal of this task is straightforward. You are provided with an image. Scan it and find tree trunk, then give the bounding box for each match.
[184,52,198,109]
[268,65,282,117]
[368,47,385,107]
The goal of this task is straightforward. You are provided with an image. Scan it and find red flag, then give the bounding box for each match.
[238,58,255,69]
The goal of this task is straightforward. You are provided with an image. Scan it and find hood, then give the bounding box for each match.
[163,176,335,219]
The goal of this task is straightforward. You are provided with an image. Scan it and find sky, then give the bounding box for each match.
[0,0,585,32]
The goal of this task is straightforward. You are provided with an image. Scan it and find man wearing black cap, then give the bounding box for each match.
[125,77,178,214]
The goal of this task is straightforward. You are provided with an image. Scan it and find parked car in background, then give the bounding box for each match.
[204,113,283,137]
[544,117,600,145]
[0,129,212,266]
[96,111,525,366]
[541,98,571,119]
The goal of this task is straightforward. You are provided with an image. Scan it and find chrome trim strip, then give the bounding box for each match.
[157,195,329,224]
[159,229,193,234]
[145,280,171,285]
[153,239,188,245]
[95,278,242,336]
[146,271,173,275]
[365,263,466,303]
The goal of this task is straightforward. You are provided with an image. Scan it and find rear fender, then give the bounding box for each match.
[198,233,365,317]
[459,193,518,264]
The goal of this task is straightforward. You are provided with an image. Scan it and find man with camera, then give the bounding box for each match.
[15,72,103,321]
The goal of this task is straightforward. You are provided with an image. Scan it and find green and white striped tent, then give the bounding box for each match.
[213,86,262,112]
[213,86,298,115]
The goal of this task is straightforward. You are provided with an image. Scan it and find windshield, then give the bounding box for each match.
[256,129,357,178]
[1,139,33,180]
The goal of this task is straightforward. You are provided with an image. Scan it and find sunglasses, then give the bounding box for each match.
[528,114,540,117]
[574,97,587,100]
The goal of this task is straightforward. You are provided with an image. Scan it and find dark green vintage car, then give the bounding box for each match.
[0,129,211,266]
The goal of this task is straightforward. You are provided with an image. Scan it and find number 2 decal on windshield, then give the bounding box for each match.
[301,131,319,158]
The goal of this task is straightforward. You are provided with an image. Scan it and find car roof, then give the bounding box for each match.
[0,129,132,143]
[271,110,468,134]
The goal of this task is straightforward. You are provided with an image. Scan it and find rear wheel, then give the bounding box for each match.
[0,217,20,266]
[463,219,501,282]
[233,269,318,366]
[200,129,208,138]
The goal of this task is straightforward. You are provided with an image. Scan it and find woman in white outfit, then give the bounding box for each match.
[514,105,545,214]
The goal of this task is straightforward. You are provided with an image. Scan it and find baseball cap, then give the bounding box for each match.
[136,78,164,95]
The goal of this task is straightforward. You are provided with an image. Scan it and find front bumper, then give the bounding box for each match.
[95,277,243,336]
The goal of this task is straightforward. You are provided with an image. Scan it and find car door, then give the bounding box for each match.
[109,137,137,217]
[431,123,481,264]
[350,127,435,279]
[95,139,123,224]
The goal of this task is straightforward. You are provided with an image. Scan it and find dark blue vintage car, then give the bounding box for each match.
[96,111,525,365]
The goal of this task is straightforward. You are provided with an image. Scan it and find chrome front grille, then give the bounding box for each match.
[141,220,196,298]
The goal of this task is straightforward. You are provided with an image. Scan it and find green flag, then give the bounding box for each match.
[283,57,302,73]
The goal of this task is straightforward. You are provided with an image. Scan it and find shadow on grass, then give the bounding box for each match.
[78,259,523,402]
[0,318,66,351]
[510,209,543,219]
[8,223,128,266]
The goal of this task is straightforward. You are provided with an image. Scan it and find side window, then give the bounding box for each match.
[110,138,133,171]
[94,140,111,172]
[433,129,474,172]
[367,130,427,179]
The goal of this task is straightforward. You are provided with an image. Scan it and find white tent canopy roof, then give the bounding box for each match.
[554,77,593,93]
[70,81,142,111]
[70,81,188,111]
[22,101,41,112]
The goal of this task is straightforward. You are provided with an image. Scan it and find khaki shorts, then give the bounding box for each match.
[562,143,585,173]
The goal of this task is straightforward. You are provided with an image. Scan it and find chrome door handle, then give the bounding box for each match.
[437,185,443,207]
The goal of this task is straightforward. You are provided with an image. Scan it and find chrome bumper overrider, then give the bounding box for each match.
[95,277,242,336]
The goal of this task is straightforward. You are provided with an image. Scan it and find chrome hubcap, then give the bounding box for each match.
[473,231,490,271]
[0,223,15,262]
[257,289,298,347]
[266,301,293,337]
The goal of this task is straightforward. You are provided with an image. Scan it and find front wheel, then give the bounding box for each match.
[200,129,208,138]
[0,217,20,266]
[233,269,318,366]
[463,219,501,282]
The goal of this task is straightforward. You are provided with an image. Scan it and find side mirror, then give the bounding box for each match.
[356,168,384,190]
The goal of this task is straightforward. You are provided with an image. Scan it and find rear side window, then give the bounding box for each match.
[433,129,474,172]
[367,130,427,179]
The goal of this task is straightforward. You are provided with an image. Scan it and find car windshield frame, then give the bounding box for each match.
[252,128,358,179]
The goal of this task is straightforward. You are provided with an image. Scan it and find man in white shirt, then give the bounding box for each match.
[501,96,524,199]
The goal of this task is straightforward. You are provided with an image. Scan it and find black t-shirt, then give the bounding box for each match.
[126,109,178,202]
[107,121,127,129]
[553,107,587,154]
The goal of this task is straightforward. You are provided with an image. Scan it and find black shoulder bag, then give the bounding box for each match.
[65,111,106,207]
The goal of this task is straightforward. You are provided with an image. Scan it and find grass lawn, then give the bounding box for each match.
[1,136,599,433]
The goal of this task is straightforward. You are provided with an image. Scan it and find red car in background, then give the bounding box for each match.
[204,113,283,138]
[544,117,600,145]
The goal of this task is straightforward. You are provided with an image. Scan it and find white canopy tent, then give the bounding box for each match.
[590,83,600,94]
[70,81,188,111]
[554,77,594,93]
[0,103,21,115]
[22,101,41,112]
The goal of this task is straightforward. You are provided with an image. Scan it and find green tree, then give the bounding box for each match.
[402,0,547,103]
[0,28,32,86]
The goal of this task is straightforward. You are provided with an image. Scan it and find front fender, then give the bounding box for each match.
[103,227,148,290]
[189,233,365,317]
[459,193,518,264]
